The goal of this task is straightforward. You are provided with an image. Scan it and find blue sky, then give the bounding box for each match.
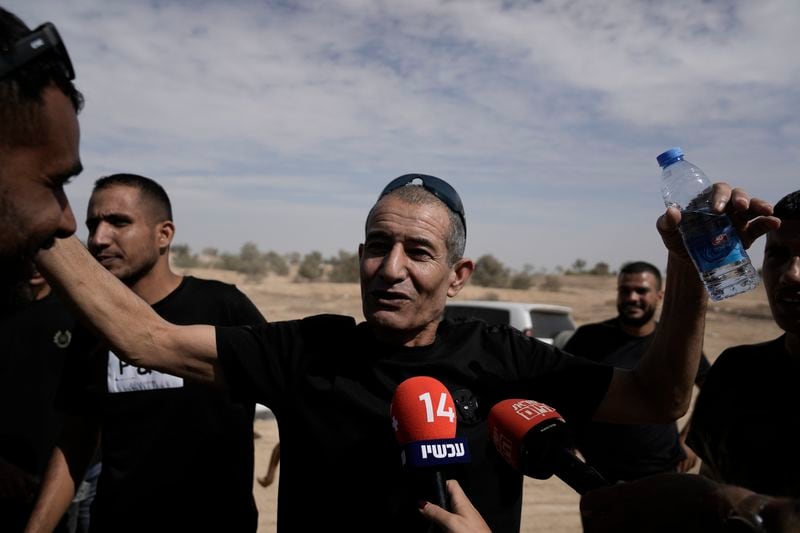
[8,0,799,272]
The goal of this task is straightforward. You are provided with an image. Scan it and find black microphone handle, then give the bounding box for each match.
[432,470,449,511]
[410,469,451,533]
[553,448,611,495]
[412,468,450,511]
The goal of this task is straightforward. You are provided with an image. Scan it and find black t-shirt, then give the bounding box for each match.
[216,315,614,533]
[687,336,800,497]
[0,292,76,531]
[563,318,710,482]
[62,276,266,533]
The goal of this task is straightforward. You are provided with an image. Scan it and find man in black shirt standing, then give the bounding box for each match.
[27,174,266,533]
[564,261,710,483]
[0,271,74,532]
[35,174,778,532]
[687,189,800,498]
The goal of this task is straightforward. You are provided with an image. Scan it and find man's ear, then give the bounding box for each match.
[157,220,175,253]
[448,258,474,297]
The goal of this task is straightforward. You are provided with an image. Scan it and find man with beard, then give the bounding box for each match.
[34,175,776,532]
[563,261,711,483]
[26,174,266,533]
[0,8,83,313]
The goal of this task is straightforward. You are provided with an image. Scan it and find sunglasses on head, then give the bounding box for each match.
[378,174,466,237]
[0,22,75,81]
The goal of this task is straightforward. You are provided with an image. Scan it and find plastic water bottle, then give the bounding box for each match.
[656,147,759,301]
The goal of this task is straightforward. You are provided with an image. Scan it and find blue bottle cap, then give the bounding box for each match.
[657,147,684,168]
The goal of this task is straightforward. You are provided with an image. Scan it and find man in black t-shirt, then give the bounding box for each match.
[687,189,800,498]
[0,272,74,532]
[27,175,266,533]
[564,261,711,483]
[35,174,778,532]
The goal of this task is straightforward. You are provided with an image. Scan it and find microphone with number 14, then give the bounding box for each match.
[390,376,470,511]
[488,398,609,494]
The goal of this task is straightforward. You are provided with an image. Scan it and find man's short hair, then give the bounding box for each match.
[0,8,84,148]
[619,261,662,289]
[93,174,173,223]
[774,190,800,221]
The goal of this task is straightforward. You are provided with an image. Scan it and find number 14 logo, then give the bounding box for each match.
[418,391,455,424]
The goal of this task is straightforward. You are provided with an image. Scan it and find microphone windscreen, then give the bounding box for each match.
[390,376,457,445]
[488,398,564,472]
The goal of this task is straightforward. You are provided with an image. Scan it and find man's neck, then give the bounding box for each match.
[785,331,800,358]
[127,263,183,305]
[617,317,657,338]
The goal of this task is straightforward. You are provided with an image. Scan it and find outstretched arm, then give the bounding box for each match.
[595,184,779,423]
[36,236,222,385]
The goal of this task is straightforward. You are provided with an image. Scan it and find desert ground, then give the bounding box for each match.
[179,266,781,532]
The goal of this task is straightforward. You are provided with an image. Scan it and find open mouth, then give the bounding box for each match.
[371,290,410,306]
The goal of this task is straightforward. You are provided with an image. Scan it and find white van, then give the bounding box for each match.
[443,300,576,346]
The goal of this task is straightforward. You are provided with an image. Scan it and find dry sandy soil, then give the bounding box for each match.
[179,267,781,532]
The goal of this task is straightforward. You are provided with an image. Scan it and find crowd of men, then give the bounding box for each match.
[2,6,799,533]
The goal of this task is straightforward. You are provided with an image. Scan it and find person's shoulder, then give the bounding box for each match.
[715,336,784,365]
[564,317,617,347]
[182,274,240,292]
[182,275,255,301]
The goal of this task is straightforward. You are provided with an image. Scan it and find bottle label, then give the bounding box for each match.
[680,210,746,272]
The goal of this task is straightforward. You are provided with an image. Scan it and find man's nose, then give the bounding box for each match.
[784,256,800,284]
[88,222,112,248]
[56,201,77,238]
[380,244,408,282]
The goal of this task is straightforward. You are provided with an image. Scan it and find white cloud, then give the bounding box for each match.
[6,0,798,273]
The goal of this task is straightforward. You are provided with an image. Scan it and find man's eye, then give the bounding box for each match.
[408,248,432,258]
[364,242,388,254]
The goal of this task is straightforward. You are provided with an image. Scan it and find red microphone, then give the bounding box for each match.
[390,376,470,511]
[488,399,608,495]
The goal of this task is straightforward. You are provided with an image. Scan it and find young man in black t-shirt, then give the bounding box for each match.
[564,261,711,483]
[36,174,778,532]
[27,175,266,533]
[0,273,74,532]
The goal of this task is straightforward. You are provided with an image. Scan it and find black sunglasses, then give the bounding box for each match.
[0,22,75,81]
[379,174,466,237]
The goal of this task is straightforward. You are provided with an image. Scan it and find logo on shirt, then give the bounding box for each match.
[107,350,183,393]
[52,330,72,349]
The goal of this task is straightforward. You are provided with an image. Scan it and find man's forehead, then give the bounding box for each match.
[618,272,656,286]
[767,220,800,246]
[369,196,449,230]
[88,185,142,212]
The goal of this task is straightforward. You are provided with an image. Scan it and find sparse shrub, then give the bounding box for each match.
[172,243,199,268]
[236,242,268,281]
[471,254,510,288]
[264,251,289,276]
[509,271,534,290]
[540,275,562,292]
[297,251,324,281]
[590,262,610,276]
[328,250,359,283]
[569,258,586,274]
